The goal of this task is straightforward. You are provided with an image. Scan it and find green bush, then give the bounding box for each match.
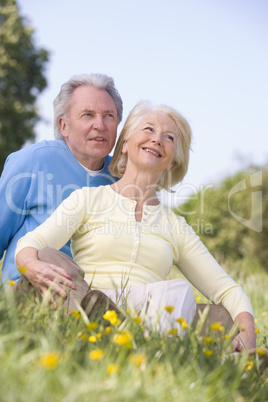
[175,166,268,271]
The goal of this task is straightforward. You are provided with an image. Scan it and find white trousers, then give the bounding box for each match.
[99,279,196,335]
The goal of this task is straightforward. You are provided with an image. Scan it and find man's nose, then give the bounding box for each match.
[93,115,106,130]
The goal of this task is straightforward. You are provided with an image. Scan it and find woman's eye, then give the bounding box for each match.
[165,134,174,141]
[145,126,153,132]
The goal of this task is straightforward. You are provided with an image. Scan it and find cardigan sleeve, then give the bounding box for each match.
[174,216,254,320]
[15,188,87,257]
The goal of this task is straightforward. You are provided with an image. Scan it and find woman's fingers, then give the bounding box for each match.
[232,330,256,351]
[232,335,244,351]
[25,261,76,301]
[46,265,76,290]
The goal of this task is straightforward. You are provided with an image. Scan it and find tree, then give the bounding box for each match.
[175,166,268,271]
[0,0,49,173]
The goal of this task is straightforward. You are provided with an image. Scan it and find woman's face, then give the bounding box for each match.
[122,111,178,175]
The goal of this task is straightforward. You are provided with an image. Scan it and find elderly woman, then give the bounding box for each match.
[15,102,256,350]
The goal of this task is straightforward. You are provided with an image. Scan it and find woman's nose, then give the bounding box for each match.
[151,134,162,146]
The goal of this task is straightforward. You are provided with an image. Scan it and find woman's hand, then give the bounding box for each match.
[232,312,256,351]
[16,247,75,308]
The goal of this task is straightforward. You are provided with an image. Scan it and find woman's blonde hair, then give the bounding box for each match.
[109,101,192,191]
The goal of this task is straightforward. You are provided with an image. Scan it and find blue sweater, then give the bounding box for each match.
[0,140,117,284]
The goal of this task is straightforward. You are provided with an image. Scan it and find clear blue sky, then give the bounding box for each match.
[17,0,268,206]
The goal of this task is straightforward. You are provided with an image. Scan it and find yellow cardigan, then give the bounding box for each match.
[15,185,254,320]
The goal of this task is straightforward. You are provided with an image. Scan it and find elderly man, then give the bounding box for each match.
[0,73,123,304]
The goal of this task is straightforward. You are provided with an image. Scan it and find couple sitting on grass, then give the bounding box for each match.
[15,99,256,353]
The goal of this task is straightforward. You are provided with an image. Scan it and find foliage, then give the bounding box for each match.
[175,166,268,271]
[0,0,49,173]
[0,275,267,402]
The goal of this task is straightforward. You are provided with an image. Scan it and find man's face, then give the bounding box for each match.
[59,85,118,170]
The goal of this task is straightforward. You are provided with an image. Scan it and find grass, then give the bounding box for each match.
[0,259,267,402]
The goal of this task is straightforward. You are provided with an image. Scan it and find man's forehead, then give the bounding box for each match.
[70,85,117,111]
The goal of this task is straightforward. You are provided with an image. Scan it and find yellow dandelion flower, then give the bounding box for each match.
[261,312,267,317]
[103,310,118,325]
[88,336,97,343]
[39,351,61,370]
[96,333,101,339]
[245,360,254,371]
[70,311,81,319]
[18,266,26,274]
[168,328,178,336]
[144,333,150,340]
[224,334,231,340]
[210,322,221,331]
[165,306,175,313]
[203,337,212,344]
[79,333,88,341]
[181,321,188,330]
[7,280,15,286]
[85,322,98,331]
[219,326,225,333]
[176,317,185,324]
[104,326,112,335]
[256,348,266,356]
[113,330,132,346]
[203,349,213,357]
[195,297,201,302]
[89,349,104,361]
[134,316,142,324]
[128,353,147,367]
[107,363,120,374]
[255,328,259,334]
[126,308,130,314]
[254,318,258,323]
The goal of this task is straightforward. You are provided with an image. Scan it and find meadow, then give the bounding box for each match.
[1,167,268,401]
[0,259,267,402]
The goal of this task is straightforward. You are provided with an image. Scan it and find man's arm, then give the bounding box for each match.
[0,151,32,260]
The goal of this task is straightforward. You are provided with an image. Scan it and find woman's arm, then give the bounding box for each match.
[15,188,87,300]
[175,217,255,350]
[15,247,75,305]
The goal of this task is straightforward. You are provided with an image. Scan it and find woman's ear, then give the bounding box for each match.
[166,161,174,172]
[122,141,128,154]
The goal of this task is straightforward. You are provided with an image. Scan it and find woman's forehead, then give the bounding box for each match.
[138,111,178,132]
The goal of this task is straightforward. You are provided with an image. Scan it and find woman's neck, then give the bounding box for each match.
[111,169,160,206]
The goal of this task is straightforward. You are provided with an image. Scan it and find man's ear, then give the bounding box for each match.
[58,117,68,138]
[122,141,128,154]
